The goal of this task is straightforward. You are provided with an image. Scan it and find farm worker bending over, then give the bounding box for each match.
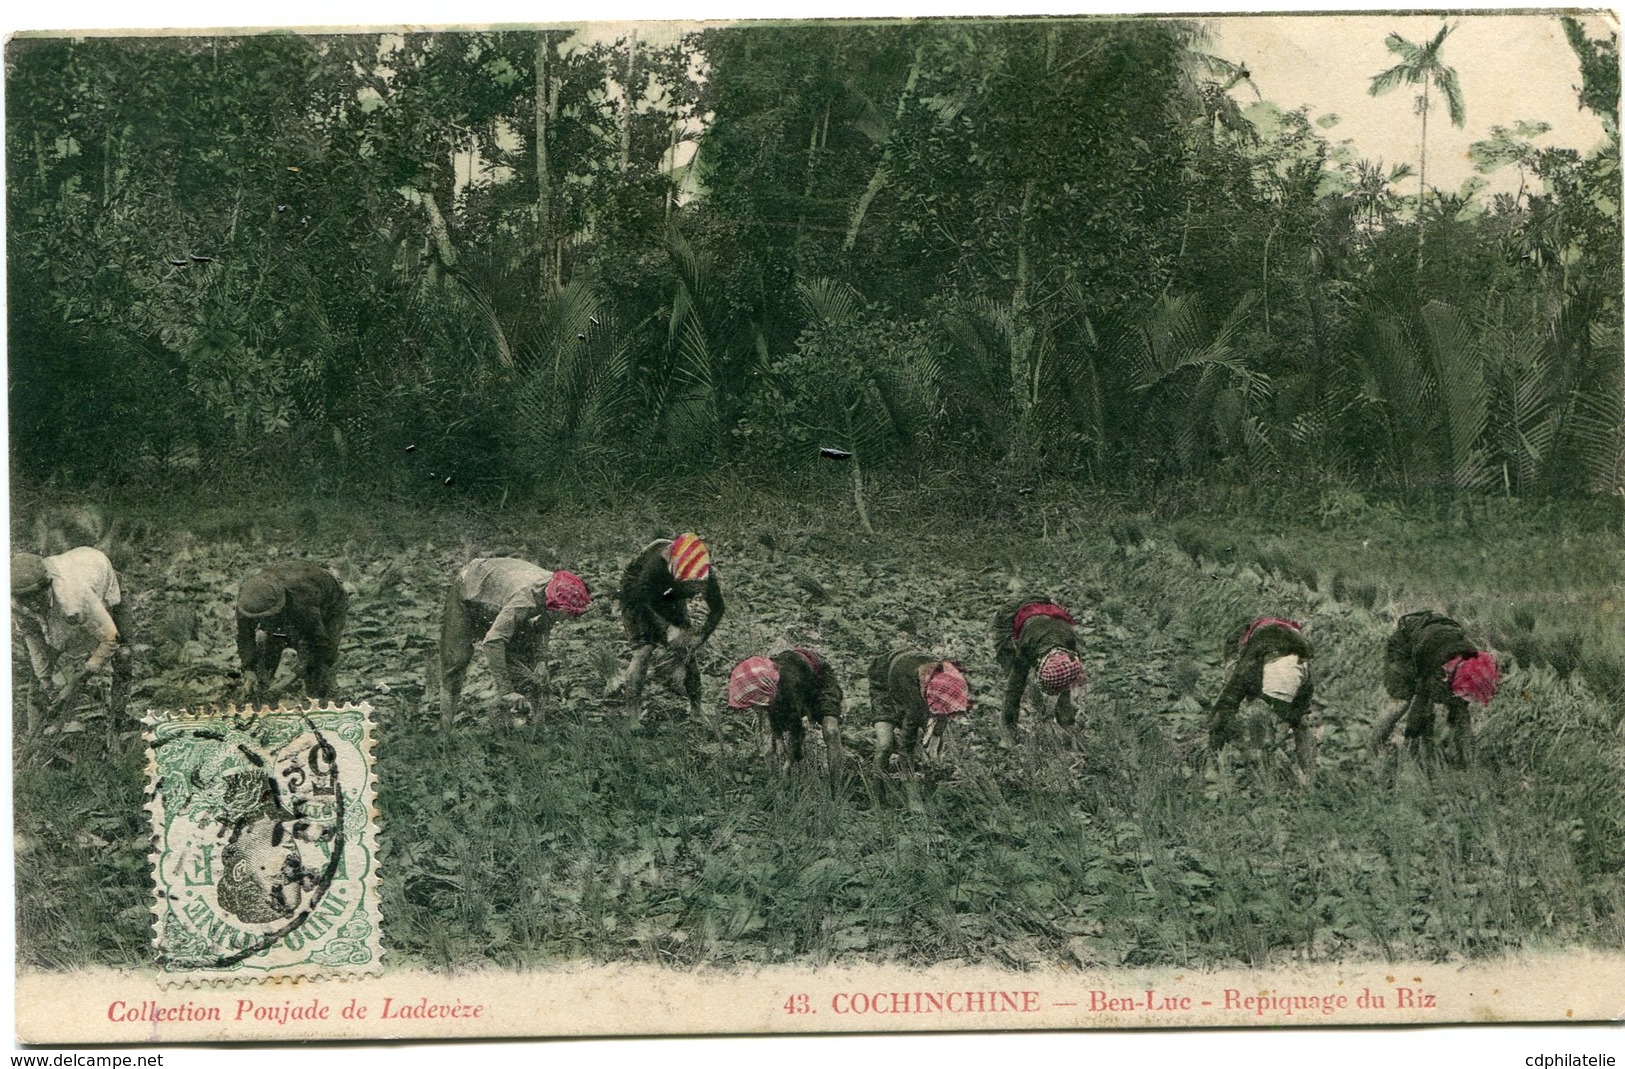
[613,533,725,720]
[868,651,971,774]
[1371,610,1497,766]
[993,597,1085,737]
[11,547,133,738]
[1207,616,1317,781]
[237,560,349,704]
[727,649,845,772]
[439,557,590,726]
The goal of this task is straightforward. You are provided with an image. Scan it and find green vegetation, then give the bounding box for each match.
[7,18,1621,500]
[13,481,1623,969]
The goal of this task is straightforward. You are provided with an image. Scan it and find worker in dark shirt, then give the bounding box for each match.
[1372,610,1498,765]
[614,533,724,720]
[1207,616,1317,781]
[726,649,845,772]
[236,561,348,704]
[993,597,1085,736]
[868,651,971,773]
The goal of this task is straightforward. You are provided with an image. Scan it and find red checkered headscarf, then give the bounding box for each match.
[1445,652,1499,705]
[669,533,711,582]
[544,570,590,616]
[727,656,779,709]
[1037,649,1084,694]
[919,660,971,719]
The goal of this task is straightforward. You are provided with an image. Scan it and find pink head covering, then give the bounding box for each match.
[919,660,971,719]
[1446,652,1499,705]
[1240,616,1302,653]
[1037,649,1084,694]
[727,656,780,709]
[544,570,590,616]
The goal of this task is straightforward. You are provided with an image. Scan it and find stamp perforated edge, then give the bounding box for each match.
[143,700,383,988]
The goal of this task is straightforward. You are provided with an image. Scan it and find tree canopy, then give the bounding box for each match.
[7,17,1621,504]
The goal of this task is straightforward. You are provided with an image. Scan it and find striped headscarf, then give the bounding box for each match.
[669,533,712,582]
[727,656,779,709]
[1445,652,1499,705]
[544,570,591,616]
[919,660,971,719]
[1037,649,1084,694]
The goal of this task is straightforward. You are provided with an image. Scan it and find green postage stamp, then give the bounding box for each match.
[144,702,382,985]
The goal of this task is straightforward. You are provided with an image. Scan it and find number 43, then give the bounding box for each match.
[783,994,812,1014]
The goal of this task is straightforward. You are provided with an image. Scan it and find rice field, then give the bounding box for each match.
[13,478,1624,970]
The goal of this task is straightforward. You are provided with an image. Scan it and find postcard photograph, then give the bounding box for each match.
[7,4,1624,1046]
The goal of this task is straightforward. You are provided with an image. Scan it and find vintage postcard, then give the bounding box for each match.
[8,5,1624,1048]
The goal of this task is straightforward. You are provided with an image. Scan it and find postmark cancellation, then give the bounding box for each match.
[144,702,381,985]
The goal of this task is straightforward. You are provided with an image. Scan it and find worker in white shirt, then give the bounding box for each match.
[12,546,133,740]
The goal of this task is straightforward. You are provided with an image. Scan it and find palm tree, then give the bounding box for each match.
[1348,158,1413,236]
[1368,24,1466,213]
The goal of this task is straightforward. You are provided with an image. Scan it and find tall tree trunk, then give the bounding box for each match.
[535,33,559,296]
[664,121,679,224]
[842,40,924,254]
[843,405,876,534]
[619,30,638,175]
[410,187,458,268]
[1262,220,1280,335]
[1418,82,1430,208]
[792,111,824,262]
[404,186,514,368]
[1009,178,1037,427]
[33,131,47,187]
[1416,82,1430,271]
[793,39,842,267]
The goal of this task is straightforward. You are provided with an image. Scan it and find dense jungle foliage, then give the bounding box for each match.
[6,17,1621,503]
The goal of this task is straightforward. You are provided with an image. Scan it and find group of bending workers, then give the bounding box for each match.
[11,533,1499,774]
[1205,611,1498,774]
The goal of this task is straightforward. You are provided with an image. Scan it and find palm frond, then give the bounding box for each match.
[1435,65,1466,127]
[1566,318,1625,492]
[797,277,865,327]
[1384,32,1423,62]
[1425,23,1455,57]
[1368,61,1412,96]
[1485,324,1556,491]
[1130,293,1205,389]
[874,345,942,448]
[1421,301,1492,490]
[664,226,714,312]
[1346,313,1438,480]
[671,315,715,398]
[940,296,1018,429]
